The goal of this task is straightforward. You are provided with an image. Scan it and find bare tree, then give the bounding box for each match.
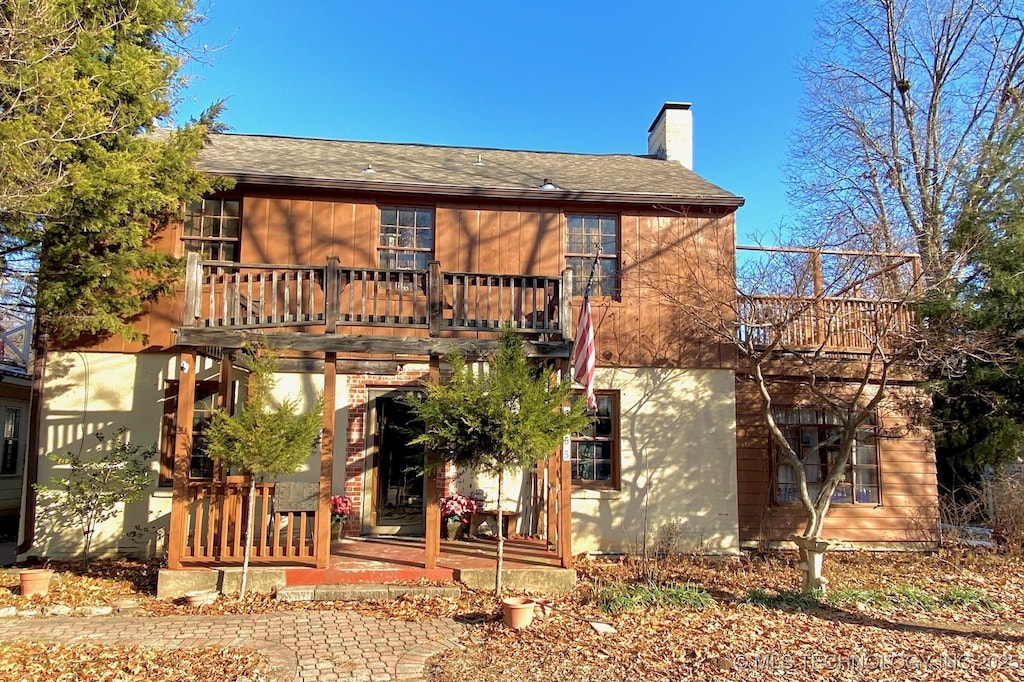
[789,0,1024,287]
[639,221,941,592]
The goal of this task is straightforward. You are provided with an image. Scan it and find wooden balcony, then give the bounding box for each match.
[738,296,913,354]
[176,253,573,356]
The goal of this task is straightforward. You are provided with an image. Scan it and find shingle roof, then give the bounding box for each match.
[197,133,743,207]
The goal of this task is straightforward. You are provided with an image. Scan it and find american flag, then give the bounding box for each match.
[573,293,597,411]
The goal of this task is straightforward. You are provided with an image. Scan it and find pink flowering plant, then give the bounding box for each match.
[439,493,477,523]
[330,494,352,523]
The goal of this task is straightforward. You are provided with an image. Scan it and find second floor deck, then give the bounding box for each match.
[176,253,573,356]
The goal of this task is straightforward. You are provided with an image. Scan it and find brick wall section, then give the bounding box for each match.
[338,367,454,533]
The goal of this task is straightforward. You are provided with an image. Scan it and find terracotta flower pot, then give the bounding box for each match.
[501,597,536,629]
[19,568,53,598]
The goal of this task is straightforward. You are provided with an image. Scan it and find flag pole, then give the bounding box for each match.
[573,241,601,412]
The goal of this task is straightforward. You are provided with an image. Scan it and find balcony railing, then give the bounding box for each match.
[738,296,914,353]
[182,253,572,340]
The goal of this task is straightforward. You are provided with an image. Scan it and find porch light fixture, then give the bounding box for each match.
[539,178,559,190]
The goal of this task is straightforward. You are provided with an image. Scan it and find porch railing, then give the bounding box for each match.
[179,480,317,564]
[183,254,572,339]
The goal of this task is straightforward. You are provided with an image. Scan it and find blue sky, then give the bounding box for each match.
[179,1,820,243]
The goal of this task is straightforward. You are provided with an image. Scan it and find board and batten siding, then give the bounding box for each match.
[78,189,738,372]
[734,379,939,548]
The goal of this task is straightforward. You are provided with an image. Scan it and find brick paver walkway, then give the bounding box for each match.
[0,610,464,681]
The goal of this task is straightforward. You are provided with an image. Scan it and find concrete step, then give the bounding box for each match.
[455,567,576,594]
[277,583,461,602]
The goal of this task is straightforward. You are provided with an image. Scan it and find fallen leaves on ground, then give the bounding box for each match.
[0,642,269,682]
[2,550,1024,681]
[431,550,1024,682]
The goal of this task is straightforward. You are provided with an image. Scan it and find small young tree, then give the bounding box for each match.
[406,328,590,596]
[203,348,322,599]
[36,428,153,565]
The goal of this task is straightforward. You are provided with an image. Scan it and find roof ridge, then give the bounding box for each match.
[209,131,650,160]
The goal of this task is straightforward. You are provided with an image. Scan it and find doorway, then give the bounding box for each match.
[364,391,425,535]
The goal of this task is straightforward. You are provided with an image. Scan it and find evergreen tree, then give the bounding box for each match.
[203,348,323,598]
[406,328,590,596]
[0,0,225,341]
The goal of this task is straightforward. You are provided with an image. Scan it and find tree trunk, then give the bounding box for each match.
[240,475,256,599]
[495,471,504,598]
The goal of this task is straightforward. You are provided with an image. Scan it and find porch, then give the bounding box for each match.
[157,535,574,599]
[166,255,577,573]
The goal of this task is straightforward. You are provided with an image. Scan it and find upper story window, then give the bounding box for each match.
[566,215,619,297]
[774,407,880,505]
[379,207,434,271]
[184,198,240,262]
[570,391,619,489]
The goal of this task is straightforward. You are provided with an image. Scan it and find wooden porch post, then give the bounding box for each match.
[167,350,196,570]
[424,353,441,569]
[558,359,573,569]
[546,454,559,552]
[316,351,337,568]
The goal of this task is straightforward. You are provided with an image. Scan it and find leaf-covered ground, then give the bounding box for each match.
[0,550,1023,681]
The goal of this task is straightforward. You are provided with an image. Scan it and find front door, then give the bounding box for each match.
[365,393,425,535]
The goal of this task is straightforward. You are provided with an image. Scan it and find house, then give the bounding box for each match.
[0,316,31,537]
[17,102,939,585]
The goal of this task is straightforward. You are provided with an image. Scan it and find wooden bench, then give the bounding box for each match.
[468,510,520,538]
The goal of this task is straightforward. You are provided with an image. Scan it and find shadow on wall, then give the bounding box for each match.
[571,365,740,555]
[33,352,189,561]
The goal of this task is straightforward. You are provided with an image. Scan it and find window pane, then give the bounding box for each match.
[832,485,852,504]
[854,467,878,486]
[415,209,433,228]
[380,208,397,225]
[398,209,415,226]
[855,486,879,504]
[221,217,239,238]
[202,216,217,238]
[804,464,821,482]
[222,200,240,218]
[203,199,220,214]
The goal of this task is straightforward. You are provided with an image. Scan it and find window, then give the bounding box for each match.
[159,380,221,485]
[566,215,619,297]
[0,406,22,475]
[378,207,433,271]
[774,407,880,505]
[570,392,619,488]
[184,198,240,262]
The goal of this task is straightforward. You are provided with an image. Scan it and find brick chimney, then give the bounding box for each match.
[647,102,693,169]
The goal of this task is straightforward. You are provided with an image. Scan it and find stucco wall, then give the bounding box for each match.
[29,352,328,560]
[571,367,740,555]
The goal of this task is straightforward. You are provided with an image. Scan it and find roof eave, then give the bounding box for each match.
[208,171,746,208]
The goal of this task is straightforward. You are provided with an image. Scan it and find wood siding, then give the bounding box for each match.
[82,187,738,370]
[735,379,940,546]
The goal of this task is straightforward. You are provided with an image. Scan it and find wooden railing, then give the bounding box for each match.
[180,480,317,564]
[182,253,572,339]
[738,296,913,353]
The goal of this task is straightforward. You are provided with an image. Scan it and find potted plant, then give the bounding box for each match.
[439,493,476,540]
[19,566,53,598]
[330,494,352,540]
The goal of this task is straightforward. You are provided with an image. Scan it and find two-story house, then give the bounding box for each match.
[18,103,939,588]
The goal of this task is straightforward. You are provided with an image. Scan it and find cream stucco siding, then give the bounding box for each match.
[571,367,739,555]
[29,352,328,560]
[30,352,190,559]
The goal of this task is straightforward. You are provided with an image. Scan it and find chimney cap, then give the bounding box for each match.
[648,102,692,133]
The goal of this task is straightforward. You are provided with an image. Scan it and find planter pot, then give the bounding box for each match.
[183,590,218,607]
[332,519,347,541]
[445,519,464,541]
[501,597,536,629]
[19,568,53,598]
